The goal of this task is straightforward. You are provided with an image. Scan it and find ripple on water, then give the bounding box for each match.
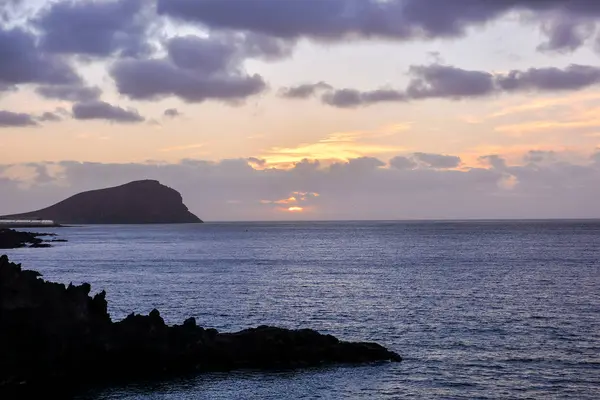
[5,221,600,399]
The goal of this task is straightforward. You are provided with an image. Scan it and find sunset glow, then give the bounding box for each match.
[2,0,600,220]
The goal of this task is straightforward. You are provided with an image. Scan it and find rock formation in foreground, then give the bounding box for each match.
[0,255,401,393]
[2,180,202,224]
[0,229,63,249]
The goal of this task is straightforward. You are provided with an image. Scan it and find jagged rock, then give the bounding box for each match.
[2,180,202,224]
[0,255,401,394]
[0,229,65,249]
[0,229,43,249]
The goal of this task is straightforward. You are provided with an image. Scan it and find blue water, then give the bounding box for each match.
[4,221,600,399]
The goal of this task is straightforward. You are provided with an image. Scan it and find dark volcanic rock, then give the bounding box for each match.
[0,255,401,393]
[0,229,56,249]
[2,180,202,224]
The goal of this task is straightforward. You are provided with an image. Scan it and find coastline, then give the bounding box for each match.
[0,254,401,395]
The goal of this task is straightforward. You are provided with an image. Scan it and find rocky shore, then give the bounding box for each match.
[0,229,63,249]
[0,255,401,395]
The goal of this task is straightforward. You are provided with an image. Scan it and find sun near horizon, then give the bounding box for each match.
[2,0,600,221]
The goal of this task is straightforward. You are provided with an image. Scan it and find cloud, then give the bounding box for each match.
[3,150,600,220]
[0,110,38,127]
[523,150,556,164]
[406,64,495,99]
[279,82,332,99]
[34,0,155,57]
[262,131,405,166]
[154,0,505,41]
[322,88,407,108]
[37,112,62,122]
[35,84,102,102]
[290,63,600,108]
[156,0,600,55]
[24,162,54,185]
[413,153,461,169]
[0,27,81,90]
[479,155,507,170]
[497,64,600,92]
[537,15,596,53]
[389,156,416,170]
[72,101,145,123]
[110,33,272,103]
[247,157,266,167]
[163,108,180,118]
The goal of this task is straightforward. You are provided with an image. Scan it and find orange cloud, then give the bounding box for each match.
[274,196,297,204]
[496,118,600,135]
[259,125,409,167]
[261,192,320,210]
[490,91,600,119]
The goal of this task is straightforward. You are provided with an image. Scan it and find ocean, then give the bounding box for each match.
[3,221,600,399]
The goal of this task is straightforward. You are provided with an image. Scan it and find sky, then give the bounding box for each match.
[2,0,600,221]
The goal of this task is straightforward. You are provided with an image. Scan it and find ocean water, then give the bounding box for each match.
[3,221,600,399]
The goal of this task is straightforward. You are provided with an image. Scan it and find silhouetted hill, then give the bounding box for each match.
[3,180,202,224]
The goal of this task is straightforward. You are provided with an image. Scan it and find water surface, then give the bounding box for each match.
[5,221,600,399]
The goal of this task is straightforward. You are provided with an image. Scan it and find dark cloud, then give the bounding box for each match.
[0,27,81,89]
[389,156,417,170]
[35,84,102,102]
[163,108,180,118]
[321,89,363,108]
[155,0,506,41]
[497,64,600,92]
[156,0,600,55]
[37,112,62,122]
[279,82,332,99]
[537,15,596,53]
[0,110,38,127]
[407,64,495,99]
[111,59,265,103]
[110,33,271,103]
[413,153,461,169]
[292,63,600,108]
[322,88,406,108]
[314,64,495,107]
[247,157,266,167]
[166,35,238,73]
[72,101,144,123]
[3,150,600,220]
[35,0,154,58]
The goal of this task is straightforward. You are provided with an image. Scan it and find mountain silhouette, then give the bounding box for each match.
[3,180,202,224]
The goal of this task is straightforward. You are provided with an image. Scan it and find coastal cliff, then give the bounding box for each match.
[2,180,202,224]
[0,255,401,394]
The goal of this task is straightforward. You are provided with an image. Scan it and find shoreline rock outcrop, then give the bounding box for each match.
[0,255,401,395]
[0,229,61,249]
[2,180,202,225]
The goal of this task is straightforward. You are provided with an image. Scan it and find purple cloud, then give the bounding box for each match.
[0,27,81,89]
[35,0,154,57]
[72,101,144,123]
[110,33,274,103]
[0,110,38,127]
[36,84,102,102]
